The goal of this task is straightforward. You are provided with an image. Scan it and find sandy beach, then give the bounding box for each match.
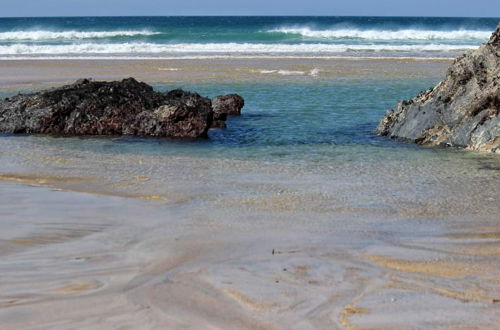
[0,57,453,91]
[0,57,499,329]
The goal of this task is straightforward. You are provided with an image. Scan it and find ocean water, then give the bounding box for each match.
[0,16,498,58]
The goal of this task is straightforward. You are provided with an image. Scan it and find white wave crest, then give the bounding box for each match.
[0,30,160,41]
[309,68,320,76]
[0,42,478,56]
[256,69,306,75]
[268,27,492,41]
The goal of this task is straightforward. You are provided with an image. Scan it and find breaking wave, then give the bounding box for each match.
[267,27,492,41]
[0,30,160,41]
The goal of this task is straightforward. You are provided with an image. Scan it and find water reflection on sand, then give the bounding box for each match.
[0,134,499,329]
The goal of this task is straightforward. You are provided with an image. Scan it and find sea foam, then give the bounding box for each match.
[0,42,478,56]
[255,69,320,76]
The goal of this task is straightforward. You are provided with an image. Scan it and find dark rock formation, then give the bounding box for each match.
[211,94,245,128]
[377,24,500,153]
[0,78,244,139]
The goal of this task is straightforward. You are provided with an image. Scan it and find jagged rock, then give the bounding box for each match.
[211,94,245,128]
[377,24,500,153]
[0,78,244,139]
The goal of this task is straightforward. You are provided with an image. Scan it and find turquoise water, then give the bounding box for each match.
[0,16,498,58]
[156,78,435,160]
[1,76,475,163]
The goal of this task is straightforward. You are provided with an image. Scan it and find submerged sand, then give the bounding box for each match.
[0,58,499,329]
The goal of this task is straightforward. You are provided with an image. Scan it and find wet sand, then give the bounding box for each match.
[1,58,499,329]
[0,57,452,92]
